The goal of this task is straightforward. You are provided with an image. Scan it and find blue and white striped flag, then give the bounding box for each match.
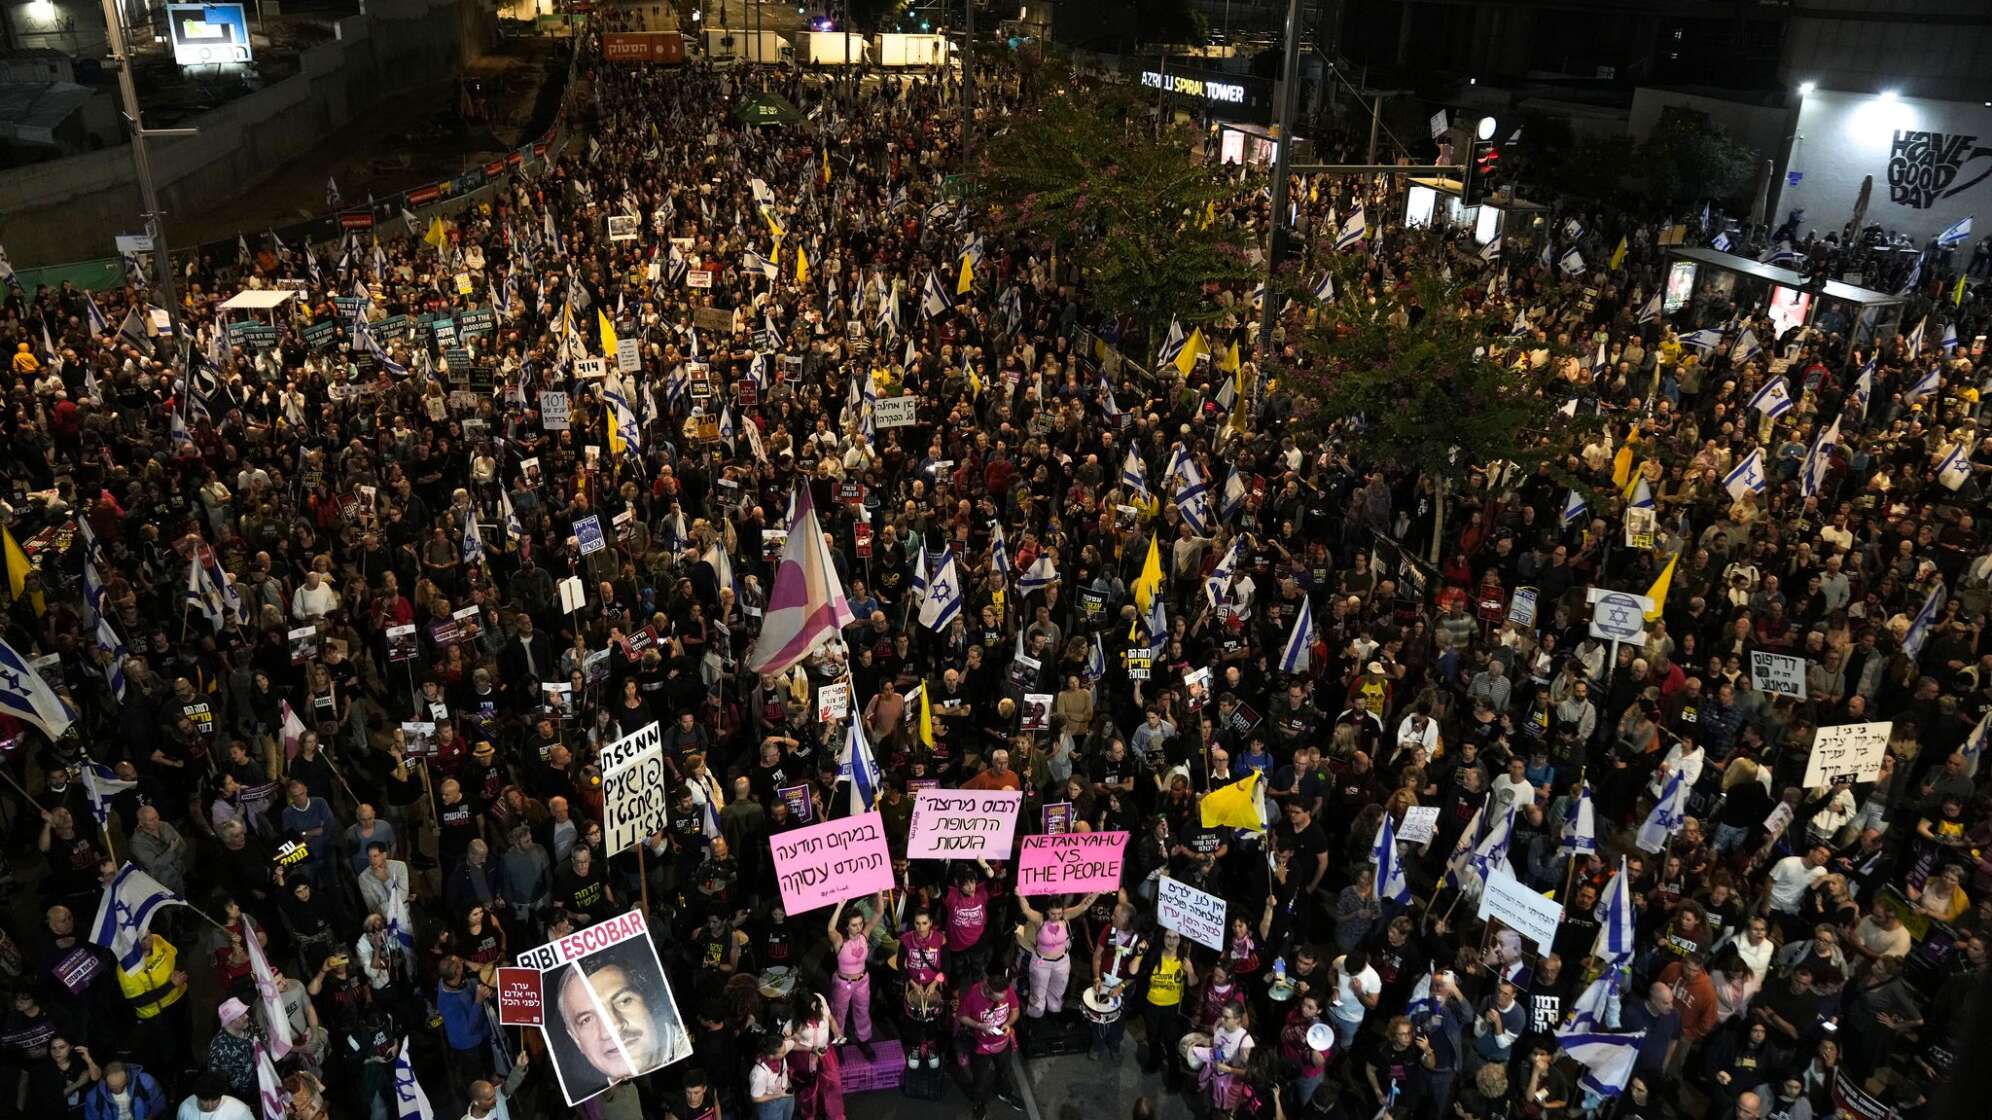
[1157,317,1187,367]
[460,509,485,566]
[1017,555,1060,594]
[1311,272,1336,303]
[1711,232,1731,252]
[989,523,1012,582]
[1559,248,1586,275]
[1733,328,1763,365]
[1963,710,1988,768]
[838,715,883,814]
[1849,356,1875,419]
[1636,768,1688,853]
[1937,442,1971,491]
[1205,537,1239,609]
[1480,237,1501,262]
[1901,584,1946,662]
[1560,489,1587,528]
[1559,782,1597,858]
[1801,414,1841,498]
[1336,208,1367,250]
[1469,805,1517,881]
[1593,857,1636,967]
[1279,599,1314,674]
[1556,1022,1644,1099]
[1637,290,1661,324]
[1678,328,1723,352]
[1936,215,1973,249]
[1373,812,1411,904]
[81,760,134,827]
[909,539,929,600]
[917,549,963,632]
[1220,468,1249,522]
[1747,375,1792,418]
[1174,459,1213,535]
[1120,447,1148,499]
[89,862,186,971]
[1903,364,1941,406]
[0,635,74,740]
[1723,448,1767,498]
[1941,321,1958,352]
[1898,252,1922,296]
[392,1037,434,1120]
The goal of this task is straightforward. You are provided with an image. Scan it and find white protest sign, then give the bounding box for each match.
[1802,721,1892,786]
[540,391,571,430]
[816,681,849,722]
[1476,864,1564,949]
[1397,805,1441,845]
[1751,651,1808,699]
[574,357,607,380]
[1429,110,1449,140]
[600,722,667,851]
[904,789,1023,859]
[873,395,919,428]
[558,575,587,614]
[617,338,641,374]
[607,215,639,242]
[1157,875,1226,950]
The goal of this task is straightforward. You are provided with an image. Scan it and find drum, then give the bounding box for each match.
[904,991,941,1022]
[1180,1032,1212,1071]
[759,966,797,1000]
[1080,986,1122,1026]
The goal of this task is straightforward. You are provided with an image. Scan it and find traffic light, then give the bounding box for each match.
[1463,137,1504,206]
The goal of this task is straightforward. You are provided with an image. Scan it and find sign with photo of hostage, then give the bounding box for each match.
[515,911,693,1105]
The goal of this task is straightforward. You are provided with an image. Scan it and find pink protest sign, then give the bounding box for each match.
[1016,831,1129,896]
[769,810,895,913]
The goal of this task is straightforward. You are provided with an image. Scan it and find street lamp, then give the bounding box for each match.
[1796,81,1815,96]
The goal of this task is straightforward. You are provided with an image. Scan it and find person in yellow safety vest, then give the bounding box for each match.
[118,931,192,1075]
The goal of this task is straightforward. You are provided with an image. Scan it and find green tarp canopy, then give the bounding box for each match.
[734,91,804,126]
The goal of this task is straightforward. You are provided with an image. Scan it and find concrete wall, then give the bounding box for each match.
[1779,88,1992,246]
[0,0,480,266]
[1779,0,1992,105]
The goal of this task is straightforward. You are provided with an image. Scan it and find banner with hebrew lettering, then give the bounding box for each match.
[905,789,1023,859]
[768,811,894,912]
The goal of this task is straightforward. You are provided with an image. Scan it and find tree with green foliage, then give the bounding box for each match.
[1281,248,1596,561]
[1634,107,1759,215]
[967,85,1256,352]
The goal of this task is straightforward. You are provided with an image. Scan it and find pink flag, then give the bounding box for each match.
[242,918,293,1060]
[748,485,856,674]
[280,700,307,761]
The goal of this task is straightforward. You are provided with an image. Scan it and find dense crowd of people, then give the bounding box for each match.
[0,27,1990,1120]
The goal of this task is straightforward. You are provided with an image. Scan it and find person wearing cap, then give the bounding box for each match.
[175,1071,253,1120]
[204,999,257,1102]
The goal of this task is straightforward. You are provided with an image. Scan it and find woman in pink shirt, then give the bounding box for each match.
[1015,892,1097,1019]
[899,908,947,1068]
[943,870,992,980]
[824,893,884,1060]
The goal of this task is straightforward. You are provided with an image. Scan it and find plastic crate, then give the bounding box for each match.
[839,1039,907,1093]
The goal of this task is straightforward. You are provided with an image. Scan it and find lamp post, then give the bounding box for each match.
[98,0,198,345]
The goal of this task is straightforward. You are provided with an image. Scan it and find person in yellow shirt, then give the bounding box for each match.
[11,342,38,375]
[1141,928,1195,1089]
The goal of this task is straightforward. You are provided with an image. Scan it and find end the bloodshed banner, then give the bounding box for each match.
[904,789,1022,859]
[769,811,895,912]
[1016,831,1129,896]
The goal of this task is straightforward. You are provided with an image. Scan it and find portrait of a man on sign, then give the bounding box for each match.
[537,921,691,1104]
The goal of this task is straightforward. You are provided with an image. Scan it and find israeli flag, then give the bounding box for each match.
[1220,468,1249,522]
[838,717,883,814]
[1723,448,1767,498]
[356,321,406,377]
[1559,781,1597,858]
[1559,248,1586,275]
[1937,442,1971,491]
[1941,321,1958,352]
[1711,232,1731,252]
[1469,805,1517,881]
[1591,342,1608,376]
[94,615,128,702]
[1560,488,1587,528]
[460,509,485,565]
[989,523,1012,582]
[1898,252,1922,296]
[384,878,417,963]
[1017,555,1060,594]
[1204,536,1240,608]
[1336,208,1367,250]
[90,862,186,971]
[1174,459,1213,535]
[1121,447,1149,498]
[1373,812,1411,904]
[1157,317,1187,367]
[1733,328,1763,365]
[1311,272,1336,303]
[1801,414,1841,498]
[1903,365,1941,406]
[1636,767,1688,853]
[718,405,737,453]
[1637,290,1661,324]
[1592,857,1637,967]
[1936,215,1973,249]
[1628,478,1654,510]
[909,538,929,601]
[1555,1023,1644,1099]
[1901,584,1946,662]
[1279,599,1314,673]
[392,1037,434,1120]
[81,760,134,827]
[917,549,963,632]
[0,635,74,740]
[1480,237,1501,262]
[1849,356,1875,419]
[1747,375,1793,418]
[1678,328,1722,352]
[1962,709,1988,768]
[920,268,952,320]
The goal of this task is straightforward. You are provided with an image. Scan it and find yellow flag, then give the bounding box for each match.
[1132,533,1163,613]
[422,217,448,252]
[1955,275,1968,306]
[1610,437,1637,490]
[1609,236,1628,271]
[917,681,935,748]
[957,252,973,296]
[1175,328,1206,377]
[1643,552,1677,622]
[822,147,831,186]
[598,310,618,358]
[607,407,625,456]
[2,525,44,616]
[1200,772,1266,831]
[761,206,784,241]
[1200,200,1215,230]
[796,243,810,285]
[966,365,983,398]
[1221,341,1241,373]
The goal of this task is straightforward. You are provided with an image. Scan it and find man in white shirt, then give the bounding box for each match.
[177,1073,255,1120]
[1765,844,1830,939]
[1326,950,1382,1050]
[1396,711,1440,755]
[290,570,339,620]
[1489,758,1535,816]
